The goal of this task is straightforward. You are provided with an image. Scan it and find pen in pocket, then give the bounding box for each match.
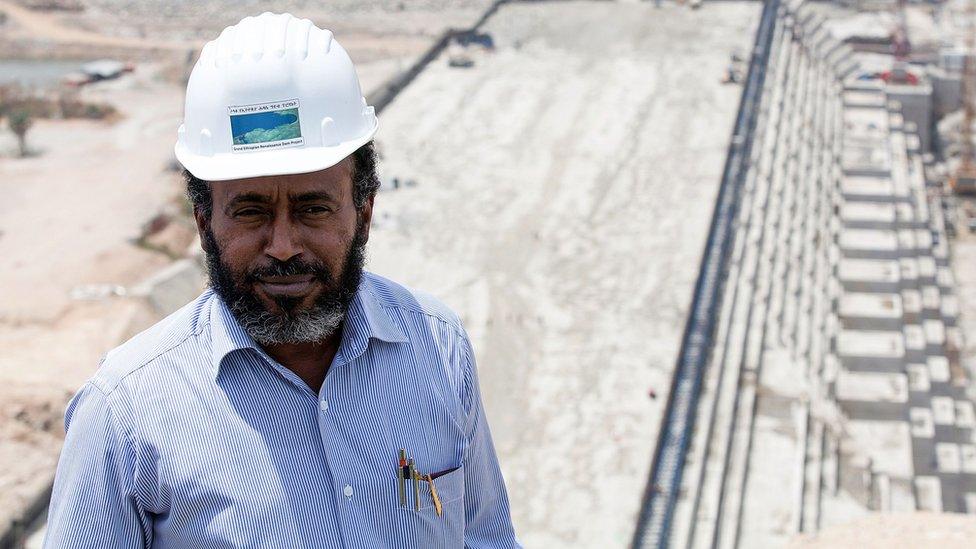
[398,449,407,508]
[409,459,419,511]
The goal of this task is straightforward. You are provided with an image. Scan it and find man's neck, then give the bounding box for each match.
[262,328,342,394]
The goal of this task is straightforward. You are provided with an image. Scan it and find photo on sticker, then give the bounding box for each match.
[231,108,301,145]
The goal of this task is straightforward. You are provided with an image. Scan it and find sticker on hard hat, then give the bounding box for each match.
[229,99,304,153]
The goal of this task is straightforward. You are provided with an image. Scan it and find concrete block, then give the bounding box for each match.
[888,112,904,130]
[840,202,896,229]
[932,396,956,425]
[935,443,961,474]
[899,259,919,284]
[838,259,900,293]
[956,401,976,429]
[905,364,930,393]
[844,90,887,109]
[967,493,976,515]
[923,320,946,347]
[887,82,933,151]
[909,407,935,438]
[946,327,965,353]
[130,258,207,317]
[901,289,922,322]
[962,445,976,474]
[839,292,902,330]
[835,370,907,406]
[841,175,896,203]
[894,203,920,227]
[846,420,914,479]
[914,476,943,512]
[890,479,917,512]
[921,286,942,312]
[937,266,955,288]
[918,255,939,278]
[837,330,904,370]
[915,230,933,251]
[927,356,950,383]
[897,229,932,252]
[903,325,926,353]
[843,143,892,177]
[941,295,960,320]
[839,229,899,260]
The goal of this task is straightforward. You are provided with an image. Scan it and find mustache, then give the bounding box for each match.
[244,256,333,283]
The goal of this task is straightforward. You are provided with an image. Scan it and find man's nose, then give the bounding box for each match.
[265,216,303,262]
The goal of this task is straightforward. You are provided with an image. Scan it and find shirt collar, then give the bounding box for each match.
[207,277,408,379]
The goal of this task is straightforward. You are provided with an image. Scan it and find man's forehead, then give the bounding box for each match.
[214,161,352,202]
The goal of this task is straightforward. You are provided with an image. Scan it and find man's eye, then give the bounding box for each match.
[233,208,264,218]
[302,206,330,214]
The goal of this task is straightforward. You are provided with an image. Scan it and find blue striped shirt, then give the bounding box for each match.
[44,272,521,548]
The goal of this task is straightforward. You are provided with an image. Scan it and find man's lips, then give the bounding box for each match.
[255,274,318,296]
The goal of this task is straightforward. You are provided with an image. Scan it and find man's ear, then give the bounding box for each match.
[193,208,213,254]
[359,194,375,244]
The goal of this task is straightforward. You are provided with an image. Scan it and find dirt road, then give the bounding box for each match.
[0,0,185,50]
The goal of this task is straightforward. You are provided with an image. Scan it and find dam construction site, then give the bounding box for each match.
[2,0,976,548]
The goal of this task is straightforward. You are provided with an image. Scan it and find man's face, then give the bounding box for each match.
[195,158,373,345]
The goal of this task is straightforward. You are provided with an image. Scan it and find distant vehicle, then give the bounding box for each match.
[456,32,495,50]
[62,72,91,87]
[81,59,134,81]
[448,54,474,68]
[722,65,744,84]
[63,59,135,87]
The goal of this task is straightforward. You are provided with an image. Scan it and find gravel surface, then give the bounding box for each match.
[369,2,760,545]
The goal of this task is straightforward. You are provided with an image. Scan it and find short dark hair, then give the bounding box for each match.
[184,140,381,220]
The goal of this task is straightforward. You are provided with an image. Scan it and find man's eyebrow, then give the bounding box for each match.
[289,191,338,203]
[227,192,272,208]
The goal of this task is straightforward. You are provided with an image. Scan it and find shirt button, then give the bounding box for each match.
[343,484,353,498]
[320,400,329,412]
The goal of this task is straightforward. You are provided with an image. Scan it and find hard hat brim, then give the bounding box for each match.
[175,121,377,182]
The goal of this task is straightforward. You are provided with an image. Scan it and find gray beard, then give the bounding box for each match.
[202,224,366,346]
[233,298,347,346]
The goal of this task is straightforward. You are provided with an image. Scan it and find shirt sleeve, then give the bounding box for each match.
[459,335,522,549]
[44,381,151,549]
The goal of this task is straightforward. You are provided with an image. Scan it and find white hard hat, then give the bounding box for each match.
[175,12,377,181]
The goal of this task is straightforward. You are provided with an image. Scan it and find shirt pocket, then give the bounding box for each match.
[393,463,465,546]
[409,463,465,512]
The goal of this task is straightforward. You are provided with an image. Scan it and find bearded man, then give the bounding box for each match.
[44,13,520,549]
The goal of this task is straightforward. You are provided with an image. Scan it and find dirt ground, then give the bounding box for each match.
[369,2,759,545]
[0,62,183,537]
[0,0,488,62]
[787,512,976,549]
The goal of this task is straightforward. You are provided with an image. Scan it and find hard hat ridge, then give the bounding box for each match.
[206,13,331,66]
[175,12,377,182]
